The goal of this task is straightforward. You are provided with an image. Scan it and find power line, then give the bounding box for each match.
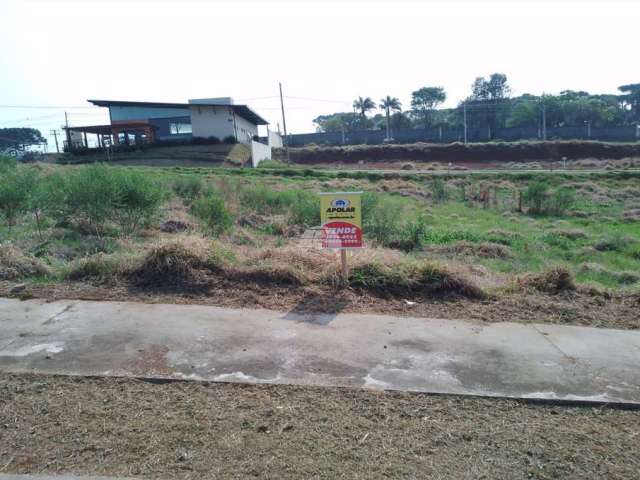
[0,104,98,109]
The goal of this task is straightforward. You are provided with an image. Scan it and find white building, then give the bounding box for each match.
[82,97,269,146]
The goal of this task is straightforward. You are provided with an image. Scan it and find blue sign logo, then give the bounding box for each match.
[331,199,351,209]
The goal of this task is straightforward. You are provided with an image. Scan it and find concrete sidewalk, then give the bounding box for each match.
[0,298,639,404]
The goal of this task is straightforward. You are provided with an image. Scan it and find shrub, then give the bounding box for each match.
[27,173,62,238]
[522,181,549,213]
[0,155,17,173]
[112,170,164,234]
[207,136,220,144]
[546,187,575,215]
[431,177,448,203]
[192,193,233,236]
[172,176,204,202]
[0,166,35,226]
[392,215,429,252]
[288,191,320,228]
[362,192,403,247]
[58,164,164,235]
[240,184,295,214]
[61,163,119,234]
[223,135,238,144]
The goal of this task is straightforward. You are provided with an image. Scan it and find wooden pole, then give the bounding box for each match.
[341,249,348,283]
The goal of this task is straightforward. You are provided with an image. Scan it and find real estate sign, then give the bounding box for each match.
[319,192,363,249]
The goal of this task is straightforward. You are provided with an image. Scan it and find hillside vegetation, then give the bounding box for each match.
[274,141,640,165]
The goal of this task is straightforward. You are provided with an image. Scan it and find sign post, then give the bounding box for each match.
[319,191,363,282]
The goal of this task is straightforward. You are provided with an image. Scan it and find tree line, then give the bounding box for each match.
[312,74,640,138]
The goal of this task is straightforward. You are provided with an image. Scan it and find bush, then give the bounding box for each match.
[546,187,575,215]
[172,176,204,202]
[0,165,36,226]
[59,164,164,235]
[223,135,238,144]
[192,193,233,236]
[431,177,448,203]
[288,191,320,228]
[112,170,164,234]
[392,216,429,252]
[61,164,119,233]
[523,181,549,214]
[0,155,17,172]
[362,192,403,247]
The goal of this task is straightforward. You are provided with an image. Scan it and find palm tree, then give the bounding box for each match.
[380,96,402,140]
[352,96,376,128]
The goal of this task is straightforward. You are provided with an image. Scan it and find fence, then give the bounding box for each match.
[286,125,640,147]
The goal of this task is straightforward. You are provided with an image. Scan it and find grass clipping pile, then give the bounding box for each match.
[517,266,576,294]
[124,240,486,300]
[0,243,50,280]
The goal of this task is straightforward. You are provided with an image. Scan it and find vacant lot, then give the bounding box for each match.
[1,158,639,329]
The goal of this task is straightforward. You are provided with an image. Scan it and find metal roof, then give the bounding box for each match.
[87,99,269,125]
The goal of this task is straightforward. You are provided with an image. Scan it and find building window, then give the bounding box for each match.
[169,123,192,135]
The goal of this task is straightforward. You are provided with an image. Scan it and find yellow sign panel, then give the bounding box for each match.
[319,192,363,249]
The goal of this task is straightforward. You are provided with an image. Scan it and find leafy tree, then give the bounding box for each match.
[411,87,446,128]
[466,73,512,137]
[619,83,640,122]
[0,128,46,149]
[313,112,359,132]
[379,96,402,139]
[472,73,511,101]
[352,97,376,127]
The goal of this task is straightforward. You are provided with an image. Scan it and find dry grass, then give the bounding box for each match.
[66,253,128,281]
[621,208,640,222]
[517,266,576,294]
[549,228,588,240]
[431,241,512,259]
[1,372,639,480]
[0,243,50,280]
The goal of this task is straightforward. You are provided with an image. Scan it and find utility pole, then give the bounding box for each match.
[463,102,468,144]
[64,111,71,151]
[49,129,60,153]
[541,101,547,141]
[279,82,290,163]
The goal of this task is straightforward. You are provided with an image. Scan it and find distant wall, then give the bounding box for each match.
[234,113,259,145]
[268,130,283,148]
[287,125,640,146]
[189,105,236,140]
[251,140,271,167]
